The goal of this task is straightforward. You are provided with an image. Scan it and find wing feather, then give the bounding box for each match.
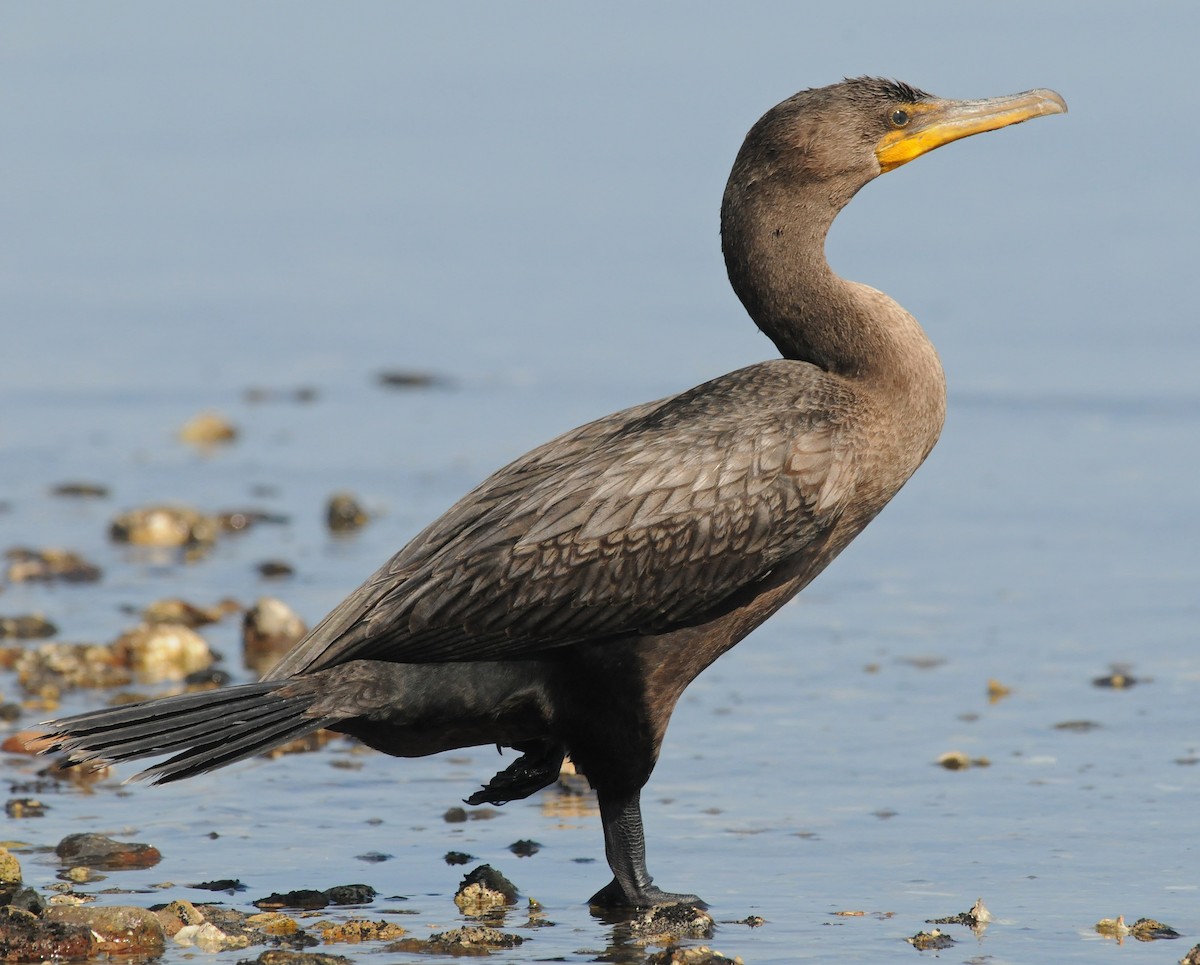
[265,359,858,679]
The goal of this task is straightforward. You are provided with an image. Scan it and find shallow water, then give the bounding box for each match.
[2,3,1199,963]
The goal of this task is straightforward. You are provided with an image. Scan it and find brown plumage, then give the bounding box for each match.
[39,77,1066,908]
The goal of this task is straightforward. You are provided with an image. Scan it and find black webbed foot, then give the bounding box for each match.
[588,876,707,910]
[465,740,565,806]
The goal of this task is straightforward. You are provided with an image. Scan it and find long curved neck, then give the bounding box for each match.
[721,179,886,375]
[721,175,946,458]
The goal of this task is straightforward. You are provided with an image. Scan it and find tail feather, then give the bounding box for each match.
[39,681,340,784]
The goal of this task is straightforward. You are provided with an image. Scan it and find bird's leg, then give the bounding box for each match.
[465,739,564,806]
[588,788,705,908]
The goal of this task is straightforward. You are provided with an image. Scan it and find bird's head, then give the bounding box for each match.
[727,76,1067,210]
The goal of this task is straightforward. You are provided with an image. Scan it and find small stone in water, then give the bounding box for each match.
[326,492,368,532]
[508,839,542,857]
[243,597,306,675]
[0,614,57,639]
[257,560,295,579]
[109,505,218,548]
[5,547,102,583]
[178,411,238,446]
[5,798,48,819]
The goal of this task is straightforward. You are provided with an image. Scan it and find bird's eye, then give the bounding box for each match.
[890,109,910,128]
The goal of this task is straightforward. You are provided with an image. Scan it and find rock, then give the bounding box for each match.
[14,642,130,694]
[624,903,715,945]
[4,547,101,584]
[111,622,215,682]
[646,947,744,964]
[444,851,473,866]
[242,597,306,674]
[0,615,57,639]
[189,878,247,894]
[354,851,392,864]
[321,884,376,906]
[55,833,162,870]
[0,905,93,961]
[508,839,541,857]
[155,899,206,937]
[45,905,166,956]
[1129,917,1182,941]
[109,505,218,548]
[326,492,368,533]
[142,597,240,627]
[905,929,955,950]
[254,889,329,911]
[389,924,521,955]
[1180,943,1200,964]
[454,865,519,915]
[178,411,238,446]
[376,370,444,390]
[6,887,46,915]
[49,482,109,498]
[236,950,353,965]
[0,848,22,888]
[257,560,295,579]
[4,798,47,819]
[175,921,251,951]
[317,919,406,943]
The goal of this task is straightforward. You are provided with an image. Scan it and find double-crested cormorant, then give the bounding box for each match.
[41,78,1066,908]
